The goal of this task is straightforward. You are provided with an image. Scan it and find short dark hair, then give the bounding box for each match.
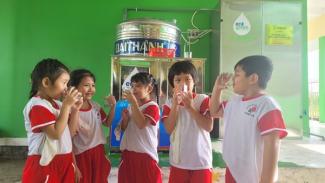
[168,60,197,88]
[69,69,96,87]
[234,55,273,89]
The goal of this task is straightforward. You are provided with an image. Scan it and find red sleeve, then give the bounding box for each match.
[161,105,171,121]
[143,105,160,126]
[29,105,56,133]
[258,110,287,139]
[200,97,210,115]
[100,108,107,122]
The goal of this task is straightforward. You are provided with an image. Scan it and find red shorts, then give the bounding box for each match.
[168,166,212,183]
[75,144,111,183]
[22,153,74,183]
[225,167,236,183]
[118,150,162,183]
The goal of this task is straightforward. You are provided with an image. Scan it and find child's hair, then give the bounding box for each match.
[69,69,96,87]
[168,60,198,88]
[29,58,69,99]
[131,72,159,103]
[234,55,273,89]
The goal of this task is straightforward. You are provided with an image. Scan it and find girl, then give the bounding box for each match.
[118,72,162,183]
[22,58,81,183]
[68,69,116,183]
[162,61,213,183]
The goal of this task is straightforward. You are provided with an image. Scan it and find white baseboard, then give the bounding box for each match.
[0,138,27,146]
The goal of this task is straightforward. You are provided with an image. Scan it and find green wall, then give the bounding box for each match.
[302,0,310,135]
[0,0,218,138]
[0,0,16,137]
[319,36,325,123]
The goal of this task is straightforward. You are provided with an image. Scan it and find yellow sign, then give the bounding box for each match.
[266,24,293,45]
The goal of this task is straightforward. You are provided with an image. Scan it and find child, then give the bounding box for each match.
[162,60,213,183]
[68,69,116,183]
[210,55,287,183]
[22,58,81,183]
[118,72,162,183]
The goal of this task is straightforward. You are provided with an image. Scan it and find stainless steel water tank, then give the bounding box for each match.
[115,19,181,57]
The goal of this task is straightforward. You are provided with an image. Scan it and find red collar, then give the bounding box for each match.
[80,101,92,111]
[34,96,59,109]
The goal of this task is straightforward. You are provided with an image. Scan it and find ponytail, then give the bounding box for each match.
[131,72,159,104]
[150,76,159,104]
[29,83,38,99]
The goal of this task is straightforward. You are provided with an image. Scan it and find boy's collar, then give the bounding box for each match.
[242,93,264,101]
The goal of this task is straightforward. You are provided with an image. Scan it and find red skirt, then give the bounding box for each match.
[75,144,111,183]
[118,150,162,183]
[22,153,74,183]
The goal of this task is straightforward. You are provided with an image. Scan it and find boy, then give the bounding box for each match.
[162,60,213,183]
[210,55,287,183]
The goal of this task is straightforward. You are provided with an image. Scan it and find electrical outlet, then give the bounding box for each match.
[188,29,200,39]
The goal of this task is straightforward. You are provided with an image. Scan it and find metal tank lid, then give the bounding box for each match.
[116,19,180,41]
[118,18,180,31]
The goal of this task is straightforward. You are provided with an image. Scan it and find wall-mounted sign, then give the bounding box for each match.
[233,13,251,36]
[266,24,293,45]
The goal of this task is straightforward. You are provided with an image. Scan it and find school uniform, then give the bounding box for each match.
[22,97,74,183]
[72,100,111,183]
[222,95,287,183]
[162,93,212,183]
[118,100,162,183]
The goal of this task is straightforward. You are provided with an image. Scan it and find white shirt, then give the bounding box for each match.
[72,101,107,155]
[120,100,160,162]
[222,95,287,183]
[23,97,72,155]
[162,93,212,170]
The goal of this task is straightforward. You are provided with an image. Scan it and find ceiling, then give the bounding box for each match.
[308,0,325,20]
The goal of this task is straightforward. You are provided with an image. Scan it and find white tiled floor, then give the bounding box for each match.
[212,137,325,168]
[280,138,325,168]
[213,124,325,169]
[310,120,325,140]
[106,136,325,182]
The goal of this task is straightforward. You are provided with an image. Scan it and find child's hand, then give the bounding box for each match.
[105,95,116,107]
[74,164,83,183]
[122,90,137,106]
[120,109,129,131]
[122,109,129,119]
[214,73,233,90]
[72,97,83,111]
[182,92,194,110]
[62,87,81,107]
[172,87,182,106]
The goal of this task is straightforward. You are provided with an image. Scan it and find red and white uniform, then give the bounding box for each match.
[222,95,287,183]
[118,100,162,183]
[22,97,74,183]
[73,101,107,154]
[72,100,111,183]
[162,93,212,183]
